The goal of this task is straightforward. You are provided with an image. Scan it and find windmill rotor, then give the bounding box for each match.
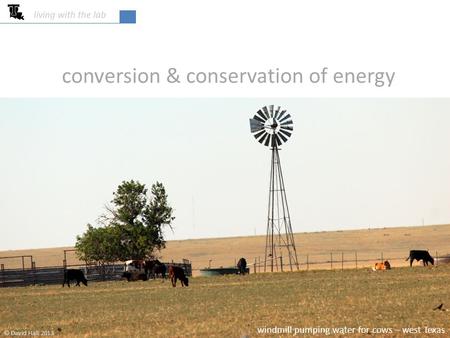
[249,105,293,148]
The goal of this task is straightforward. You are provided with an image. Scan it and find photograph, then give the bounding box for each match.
[1,98,449,337]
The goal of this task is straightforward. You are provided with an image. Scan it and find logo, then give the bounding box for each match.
[8,4,24,20]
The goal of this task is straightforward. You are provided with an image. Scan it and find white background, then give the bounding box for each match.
[1,0,449,97]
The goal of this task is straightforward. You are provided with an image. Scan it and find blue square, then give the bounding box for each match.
[120,10,136,24]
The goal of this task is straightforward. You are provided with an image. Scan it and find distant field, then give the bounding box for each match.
[1,224,450,274]
[1,265,449,337]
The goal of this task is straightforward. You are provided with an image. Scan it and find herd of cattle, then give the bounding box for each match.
[61,250,437,287]
[62,259,192,288]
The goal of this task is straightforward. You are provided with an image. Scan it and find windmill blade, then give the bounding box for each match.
[250,118,264,133]
[253,129,266,140]
[278,132,288,143]
[256,109,268,122]
[252,114,265,124]
[277,110,287,120]
[279,113,291,123]
[274,106,281,119]
[264,134,271,147]
[258,132,269,144]
[280,120,293,126]
[280,125,293,131]
[279,129,292,138]
[269,105,274,117]
[262,106,270,119]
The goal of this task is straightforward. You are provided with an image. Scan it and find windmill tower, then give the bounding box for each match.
[249,105,299,272]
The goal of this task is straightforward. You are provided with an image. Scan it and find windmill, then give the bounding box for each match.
[249,105,299,272]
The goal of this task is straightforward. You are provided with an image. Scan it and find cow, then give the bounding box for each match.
[144,259,167,280]
[372,261,391,271]
[168,265,189,287]
[63,269,88,287]
[406,250,434,266]
[237,257,248,275]
[153,263,167,279]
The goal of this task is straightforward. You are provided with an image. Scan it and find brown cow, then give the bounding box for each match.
[372,260,391,271]
[168,265,189,287]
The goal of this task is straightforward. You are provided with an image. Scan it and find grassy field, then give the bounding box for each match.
[1,224,450,274]
[1,265,449,337]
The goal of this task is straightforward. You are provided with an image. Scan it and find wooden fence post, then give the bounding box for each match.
[254,258,257,274]
[280,256,283,272]
[330,253,333,270]
[306,254,309,271]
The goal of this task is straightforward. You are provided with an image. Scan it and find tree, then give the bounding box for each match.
[76,180,175,263]
[75,224,120,265]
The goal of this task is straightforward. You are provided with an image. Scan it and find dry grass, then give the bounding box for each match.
[1,224,449,274]
[2,225,450,337]
[1,265,450,337]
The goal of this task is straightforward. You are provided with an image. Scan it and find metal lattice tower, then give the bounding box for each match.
[249,105,299,272]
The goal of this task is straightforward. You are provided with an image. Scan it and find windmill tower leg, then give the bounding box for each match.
[275,148,299,271]
[264,147,299,272]
[264,148,276,272]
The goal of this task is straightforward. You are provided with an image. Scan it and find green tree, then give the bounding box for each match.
[75,224,120,265]
[76,180,175,263]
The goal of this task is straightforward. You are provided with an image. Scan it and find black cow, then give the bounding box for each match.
[144,259,167,280]
[168,265,189,287]
[153,263,167,279]
[237,257,248,275]
[63,269,88,287]
[406,250,434,267]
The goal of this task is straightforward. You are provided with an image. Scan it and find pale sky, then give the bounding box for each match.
[1,98,449,250]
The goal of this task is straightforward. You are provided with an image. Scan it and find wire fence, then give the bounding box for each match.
[246,251,450,273]
[186,251,450,275]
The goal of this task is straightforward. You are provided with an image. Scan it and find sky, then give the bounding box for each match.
[0,98,449,250]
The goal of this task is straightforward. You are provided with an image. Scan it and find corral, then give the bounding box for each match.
[0,261,192,288]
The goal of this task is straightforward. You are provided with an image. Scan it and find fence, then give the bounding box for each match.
[0,260,192,288]
[2,251,447,285]
[248,251,449,273]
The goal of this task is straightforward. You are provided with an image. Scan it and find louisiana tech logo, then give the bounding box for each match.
[8,4,24,20]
